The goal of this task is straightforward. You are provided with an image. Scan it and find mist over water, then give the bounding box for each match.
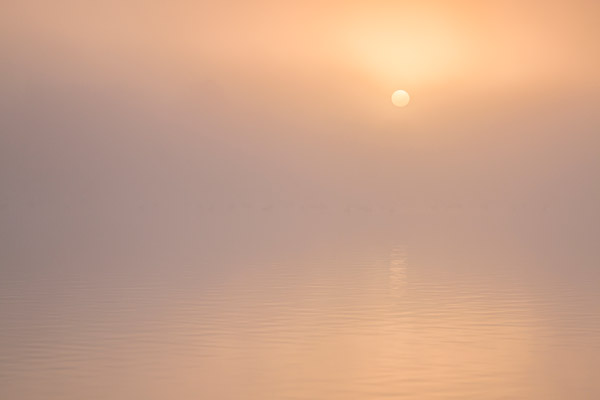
[2,209,599,399]
[2,75,599,399]
[2,1,600,398]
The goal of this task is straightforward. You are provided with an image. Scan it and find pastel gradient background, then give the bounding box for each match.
[1,1,599,399]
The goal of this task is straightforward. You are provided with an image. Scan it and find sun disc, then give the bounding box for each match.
[392,90,410,107]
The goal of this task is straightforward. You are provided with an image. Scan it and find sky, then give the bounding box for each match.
[1,0,599,261]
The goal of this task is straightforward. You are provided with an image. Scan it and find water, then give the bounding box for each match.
[1,210,599,399]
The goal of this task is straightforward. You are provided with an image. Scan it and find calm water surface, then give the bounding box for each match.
[1,211,599,399]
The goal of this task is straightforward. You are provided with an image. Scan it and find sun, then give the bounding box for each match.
[391,90,410,107]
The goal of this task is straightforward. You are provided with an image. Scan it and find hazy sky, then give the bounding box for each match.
[1,0,599,241]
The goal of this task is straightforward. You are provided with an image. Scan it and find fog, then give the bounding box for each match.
[1,3,600,399]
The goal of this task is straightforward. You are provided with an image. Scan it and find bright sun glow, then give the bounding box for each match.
[340,6,469,88]
[392,90,410,107]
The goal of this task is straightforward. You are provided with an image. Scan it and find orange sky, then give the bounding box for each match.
[1,0,599,212]
[4,1,599,93]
